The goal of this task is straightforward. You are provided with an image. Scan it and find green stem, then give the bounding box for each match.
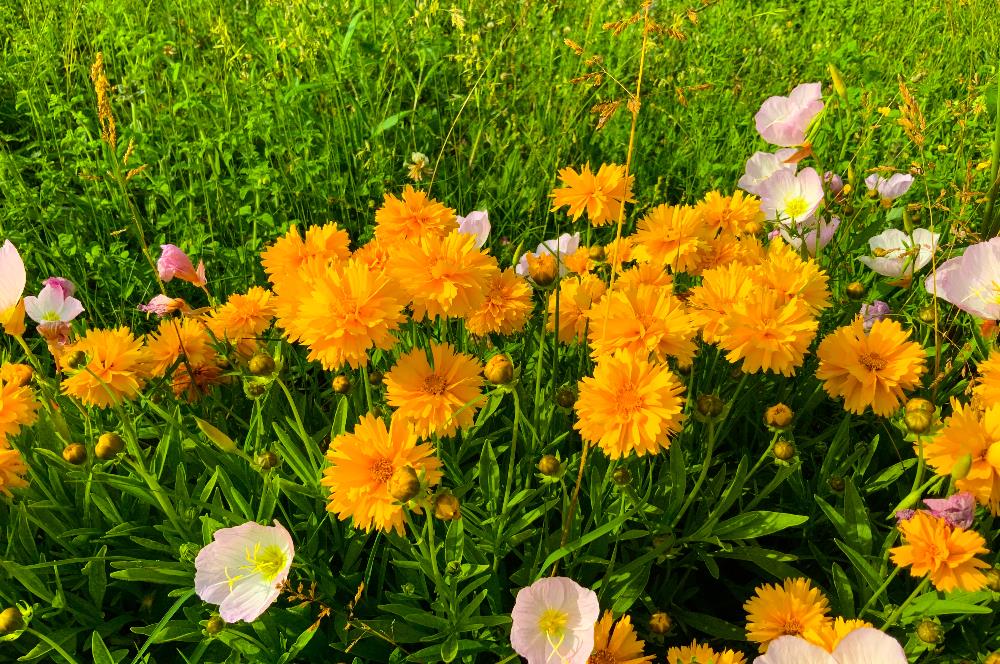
[880,577,930,630]
[983,75,1000,236]
[26,628,82,664]
[500,389,522,516]
[858,567,900,618]
[672,416,716,527]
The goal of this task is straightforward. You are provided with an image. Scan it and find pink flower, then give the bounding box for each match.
[137,294,189,317]
[754,628,907,664]
[864,173,914,201]
[859,228,938,278]
[780,216,840,256]
[516,232,581,278]
[456,210,491,249]
[43,277,76,298]
[738,149,797,195]
[0,240,26,317]
[510,576,600,664]
[922,492,975,529]
[24,284,85,327]
[758,167,824,227]
[823,171,844,196]
[859,300,890,331]
[194,520,294,623]
[754,83,825,147]
[158,244,207,287]
[925,237,1000,320]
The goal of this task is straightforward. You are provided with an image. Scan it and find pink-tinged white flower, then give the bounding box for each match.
[922,492,975,529]
[137,294,190,317]
[0,240,26,318]
[194,520,294,623]
[758,167,824,226]
[24,284,84,327]
[738,149,797,195]
[510,576,600,664]
[456,210,491,249]
[42,277,76,298]
[754,83,825,147]
[925,237,1000,320]
[158,244,207,287]
[823,171,844,196]
[780,216,840,256]
[516,232,582,278]
[859,228,938,279]
[859,300,890,331]
[864,173,914,201]
[754,628,907,664]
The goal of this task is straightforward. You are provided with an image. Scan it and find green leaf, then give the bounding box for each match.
[91,631,117,664]
[715,547,802,580]
[843,479,872,555]
[902,590,993,619]
[536,513,629,578]
[371,111,412,138]
[712,511,808,540]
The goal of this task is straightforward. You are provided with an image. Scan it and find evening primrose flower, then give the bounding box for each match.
[456,209,491,248]
[859,300,890,331]
[758,168,824,227]
[158,244,207,287]
[137,294,189,317]
[42,277,76,298]
[0,240,26,328]
[510,576,600,664]
[753,629,907,664]
[738,149,797,195]
[754,82,824,147]
[924,237,1000,320]
[859,228,938,279]
[194,521,294,623]
[779,217,839,256]
[864,173,913,202]
[516,233,582,278]
[24,283,84,328]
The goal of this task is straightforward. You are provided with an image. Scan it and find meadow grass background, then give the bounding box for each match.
[1,0,998,316]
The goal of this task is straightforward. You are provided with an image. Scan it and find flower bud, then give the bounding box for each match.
[433,492,461,521]
[918,306,936,324]
[905,397,934,415]
[537,454,561,476]
[828,475,846,492]
[951,453,973,481]
[64,349,87,370]
[248,353,275,376]
[446,560,462,575]
[194,417,238,453]
[62,443,87,465]
[0,607,24,635]
[206,615,225,635]
[649,611,671,634]
[484,355,515,385]
[696,394,724,418]
[368,370,384,386]
[773,440,796,461]
[676,362,692,376]
[526,253,558,287]
[588,245,606,261]
[95,432,125,460]
[915,619,941,644]
[554,385,577,408]
[765,403,794,429]
[984,568,1000,592]
[828,64,847,99]
[904,410,933,435]
[986,653,1000,664]
[332,374,352,394]
[388,466,421,503]
[256,451,280,470]
[846,281,865,300]
[612,467,631,486]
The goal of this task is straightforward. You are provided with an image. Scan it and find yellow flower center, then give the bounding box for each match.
[781,618,804,635]
[370,457,395,484]
[248,544,288,583]
[859,352,888,372]
[614,382,643,416]
[537,608,569,636]
[783,196,808,219]
[423,374,449,396]
[589,649,617,664]
[41,312,62,322]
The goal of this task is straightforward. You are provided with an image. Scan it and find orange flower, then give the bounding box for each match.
[384,343,484,437]
[374,185,456,244]
[924,400,1000,512]
[0,446,29,497]
[688,263,754,344]
[586,284,697,366]
[604,235,639,271]
[390,230,499,320]
[575,349,685,458]
[322,413,442,535]
[815,318,926,417]
[551,163,635,227]
[547,274,607,344]
[744,578,831,651]
[752,239,830,313]
[261,223,351,291]
[717,291,817,376]
[588,611,653,664]
[633,204,710,274]
[809,617,873,652]
[666,641,747,664]
[696,190,764,236]
[466,268,533,337]
[974,351,1000,406]
[0,374,38,447]
[890,510,989,592]
[563,246,594,274]
[0,363,32,387]
[206,287,276,357]
[61,327,151,408]
[146,317,216,377]
[613,263,673,291]
[352,237,393,273]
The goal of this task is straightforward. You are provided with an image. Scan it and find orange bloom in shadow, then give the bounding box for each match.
[890,510,989,592]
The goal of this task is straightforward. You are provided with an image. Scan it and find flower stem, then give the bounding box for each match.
[880,577,930,630]
[500,389,522,516]
[672,415,716,527]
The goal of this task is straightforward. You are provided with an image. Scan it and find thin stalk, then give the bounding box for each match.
[500,389,522,516]
[982,76,1000,236]
[880,578,930,630]
[672,415,717,527]
[552,437,589,577]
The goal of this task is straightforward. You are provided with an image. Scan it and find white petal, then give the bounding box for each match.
[832,628,907,664]
[0,240,26,312]
[754,635,837,664]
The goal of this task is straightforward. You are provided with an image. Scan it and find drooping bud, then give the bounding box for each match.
[62,443,87,465]
[648,611,672,634]
[773,440,796,461]
[256,451,280,471]
[915,619,942,644]
[764,403,794,429]
[332,374,352,394]
[484,355,515,385]
[537,455,561,476]
[95,432,125,460]
[433,492,461,521]
[388,466,421,503]
[846,281,865,300]
[696,394,724,418]
[248,353,275,376]
[0,607,24,635]
[554,385,577,408]
[206,615,225,635]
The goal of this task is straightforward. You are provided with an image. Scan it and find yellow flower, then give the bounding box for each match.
[205,287,276,357]
[146,317,216,378]
[61,327,151,408]
[575,349,685,458]
[0,446,29,497]
[551,163,635,227]
[688,263,754,344]
[261,223,351,292]
[321,413,442,535]
[385,343,484,438]
[0,363,32,387]
[0,372,39,447]
[587,284,697,366]
[563,246,595,274]
[352,237,393,273]
[633,204,709,274]
[890,510,989,592]
[374,185,456,244]
[613,263,673,291]
[924,400,1000,512]
[751,239,830,313]
[809,617,873,652]
[815,318,926,417]
[588,611,653,664]
[974,351,1000,406]
[744,578,831,651]
[466,268,533,337]
[666,641,747,664]
[696,190,764,236]
[547,274,608,344]
[717,291,817,376]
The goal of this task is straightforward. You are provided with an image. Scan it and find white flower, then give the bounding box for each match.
[758,167,824,226]
[780,216,840,256]
[516,232,581,277]
[0,240,26,316]
[925,237,1000,320]
[456,210,490,249]
[509,577,600,664]
[194,521,294,623]
[753,83,824,147]
[24,284,85,325]
[754,628,907,664]
[864,173,913,201]
[738,149,797,195]
[859,228,938,278]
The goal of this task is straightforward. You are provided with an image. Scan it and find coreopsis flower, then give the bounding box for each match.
[352,237,393,274]
[758,167,824,227]
[384,343,484,437]
[405,151,429,181]
[613,263,673,291]
[0,375,39,447]
[563,247,595,275]
[738,149,797,195]
[61,327,151,408]
[551,163,635,227]
[510,577,600,664]
[547,274,607,344]
[465,268,533,337]
[754,82,824,147]
[974,351,1000,404]
[137,294,189,317]
[779,216,839,257]
[277,259,407,370]
[815,318,926,417]
[23,283,85,330]
[158,244,207,287]
[0,447,29,497]
[586,285,697,366]
[688,263,754,343]
[261,224,351,292]
[0,240,26,332]
[456,209,490,248]
[588,612,653,664]
[206,287,276,357]
[516,233,582,278]
[146,317,216,377]
[754,629,907,664]
[391,230,499,320]
[666,641,747,664]
[864,172,913,202]
[574,349,685,458]
[859,228,938,279]
[0,363,31,387]
[633,204,709,273]
[696,190,765,236]
[321,413,442,535]
[859,300,890,331]
[923,401,1000,512]
[374,185,456,244]
[810,618,873,652]
[744,578,830,650]
[925,237,1000,320]
[717,291,817,376]
[752,239,830,313]
[194,521,294,623]
[890,510,989,591]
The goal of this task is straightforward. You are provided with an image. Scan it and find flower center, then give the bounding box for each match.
[784,196,808,219]
[859,352,888,372]
[614,382,643,416]
[41,311,62,322]
[422,374,448,396]
[537,608,568,636]
[370,457,395,484]
[589,649,618,664]
[247,544,288,583]
[780,618,804,635]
